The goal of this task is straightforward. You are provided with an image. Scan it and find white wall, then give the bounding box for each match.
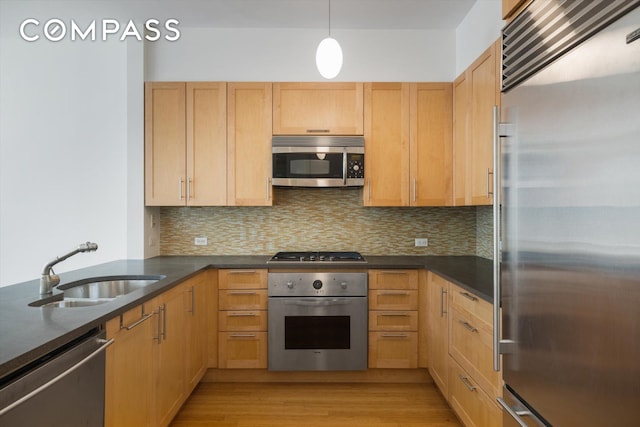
[455,0,504,77]
[146,27,455,82]
[0,1,145,286]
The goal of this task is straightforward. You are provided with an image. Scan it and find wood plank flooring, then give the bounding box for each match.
[170,382,462,427]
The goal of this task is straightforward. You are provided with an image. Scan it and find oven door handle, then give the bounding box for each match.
[284,298,354,307]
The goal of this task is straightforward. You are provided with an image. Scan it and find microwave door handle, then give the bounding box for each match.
[343,150,347,186]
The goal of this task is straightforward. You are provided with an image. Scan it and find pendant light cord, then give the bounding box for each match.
[328,0,332,37]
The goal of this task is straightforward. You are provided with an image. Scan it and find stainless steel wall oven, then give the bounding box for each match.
[268,272,368,371]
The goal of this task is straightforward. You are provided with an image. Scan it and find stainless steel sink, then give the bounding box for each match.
[29,275,165,308]
[60,276,164,299]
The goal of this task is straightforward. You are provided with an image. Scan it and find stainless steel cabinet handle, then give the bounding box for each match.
[230,333,256,338]
[379,291,410,296]
[440,287,447,317]
[266,177,271,202]
[187,177,193,200]
[378,270,409,275]
[413,178,417,202]
[154,307,162,343]
[367,178,371,201]
[458,375,477,392]
[493,104,503,372]
[381,333,409,338]
[188,285,195,315]
[179,177,185,200]
[497,398,532,427]
[161,303,167,341]
[459,291,478,302]
[306,129,330,133]
[379,313,409,317]
[227,270,257,274]
[0,337,114,417]
[228,312,258,317]
[459,320,478,333]
[487,168,494,197]
[121,312,154,331]
[229,291,257,295]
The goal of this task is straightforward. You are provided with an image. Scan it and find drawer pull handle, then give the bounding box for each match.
[382,333,409,338]
[228,312,258,317]
[458,375,477,392]
[379,313,410,317]
[440,288,447,317]
[230,333,256,338]
[378,270,410,274]
[306,129,330,133]
[121,312,154,331]
[459,291,478,302]
[379,291,410,296]
[229,291,258,295]
[227,270,257,274]
[459,320,478,333]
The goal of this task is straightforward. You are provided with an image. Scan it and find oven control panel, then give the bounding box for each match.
[268,272,367,297]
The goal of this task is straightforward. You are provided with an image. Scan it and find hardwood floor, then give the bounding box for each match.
[170,382,462,427]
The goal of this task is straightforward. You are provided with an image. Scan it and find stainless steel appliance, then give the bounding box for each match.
[268,271,368,371]
[495,1,640,425]
[0,329,111,425]
[272,136,364,187]
[268,251,367,263]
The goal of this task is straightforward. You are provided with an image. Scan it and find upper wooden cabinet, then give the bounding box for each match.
[453,39,501,206]
[273,82,364,135]
[227,82,273,206]
[364,83,452,207]
[503,0,529,19]
[145,82,227,206]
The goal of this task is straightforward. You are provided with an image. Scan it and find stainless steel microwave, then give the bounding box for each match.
[272,136,364,187]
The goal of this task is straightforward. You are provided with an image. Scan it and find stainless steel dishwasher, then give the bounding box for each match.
[0,329,112,426]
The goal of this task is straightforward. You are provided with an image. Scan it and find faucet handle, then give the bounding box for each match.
[79,242,98,252]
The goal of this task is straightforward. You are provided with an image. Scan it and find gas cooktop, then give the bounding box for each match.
[268,251,367,263]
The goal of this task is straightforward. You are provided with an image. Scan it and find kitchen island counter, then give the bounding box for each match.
[0,255,491,380]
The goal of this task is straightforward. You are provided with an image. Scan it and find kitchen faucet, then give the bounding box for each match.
[40,242,98,295]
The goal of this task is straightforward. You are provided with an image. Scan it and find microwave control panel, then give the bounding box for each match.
[347,154,364,179]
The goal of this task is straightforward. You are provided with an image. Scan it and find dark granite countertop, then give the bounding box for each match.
[0,255,493,380]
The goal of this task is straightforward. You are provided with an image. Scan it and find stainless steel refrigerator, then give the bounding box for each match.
[495,1,640,426]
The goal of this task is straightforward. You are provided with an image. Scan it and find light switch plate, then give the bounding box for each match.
[414,238,428,247]
[194,237,208,246]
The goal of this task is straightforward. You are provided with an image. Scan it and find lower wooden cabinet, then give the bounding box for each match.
[105,304,155,427]
[218,269,268,369]
[368,331,418,368]
[449,357,503,427]
[218,332,268,369]
[427,272,450,397]
[105,272,210,427]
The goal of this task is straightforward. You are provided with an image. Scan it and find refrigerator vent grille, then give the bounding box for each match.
[501,0,640,91]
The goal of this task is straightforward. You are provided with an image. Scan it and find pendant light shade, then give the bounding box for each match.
[316,37,343,79]
[316,0,342,79]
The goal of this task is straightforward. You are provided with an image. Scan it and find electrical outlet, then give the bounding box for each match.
[194,237,208,246]
[415,238,428,247]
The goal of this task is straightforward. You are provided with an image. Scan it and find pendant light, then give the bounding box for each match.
[316,0,343,79]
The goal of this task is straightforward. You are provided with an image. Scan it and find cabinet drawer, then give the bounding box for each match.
[450,284,492,325]
[218,269,267,289]
[369,269,418,290]
[218,332,267,369]
[369,290,418,311]
[369,311,417,331]
[448,357,503,427]
[450,306,502,400]
[368,331,418,368]
[219,290,268,310]
[218,310,267,331]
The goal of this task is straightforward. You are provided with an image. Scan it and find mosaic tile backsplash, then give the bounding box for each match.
[160,188,493,257]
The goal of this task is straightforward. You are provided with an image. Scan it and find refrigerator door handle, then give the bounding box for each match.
[497,397,532,427]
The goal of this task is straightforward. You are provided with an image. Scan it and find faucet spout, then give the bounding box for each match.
[39,242,98,295]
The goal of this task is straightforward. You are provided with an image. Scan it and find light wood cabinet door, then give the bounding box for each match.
[228,82,273,206]
[145,82,227,206]
[368,332,418,369]
[453,72,470,206]
[105,305,154,427]
[468,41,500,206]
[273,82,364,135]
[218,332,268,369]
[369,269,418,290]
[153,285,187,427]
[145,82,186,206]
[363,82,410,206]
[219,269,268,289]
[410,83,453,206]
[186,82,227,206]
[449,357,503,427]
[185,274,209,393]
[427,272,450,398]
[503,0,527,19]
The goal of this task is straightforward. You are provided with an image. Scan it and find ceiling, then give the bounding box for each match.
[125,0,478,30]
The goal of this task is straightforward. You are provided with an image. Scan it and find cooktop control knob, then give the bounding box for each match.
[312,280,323,290]
[286,281,294,289]
[340,281,348,289]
